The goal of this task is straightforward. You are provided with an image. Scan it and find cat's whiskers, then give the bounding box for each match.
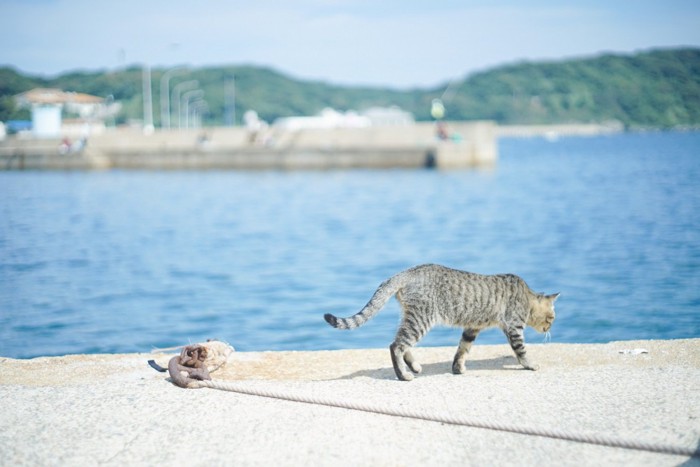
[543,331,552,343]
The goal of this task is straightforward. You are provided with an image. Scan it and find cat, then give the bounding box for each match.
[324,264,559,381]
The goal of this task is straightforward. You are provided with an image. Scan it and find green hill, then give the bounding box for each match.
[443,48,700,128]
[1,48,698,129]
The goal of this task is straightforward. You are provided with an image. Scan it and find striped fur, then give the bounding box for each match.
[324,264,559,381]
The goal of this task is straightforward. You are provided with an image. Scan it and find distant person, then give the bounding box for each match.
[197,133,210,148]
[436,121,449,140]
[244,110,262,144]
[58,138,71,155]
[72,137,87,153]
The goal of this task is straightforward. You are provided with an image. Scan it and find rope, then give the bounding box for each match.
[192,379,699,459]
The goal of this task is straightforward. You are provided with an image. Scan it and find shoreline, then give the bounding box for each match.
[1,336,697,373]
[1,334,695,365]
[2,339,699,465]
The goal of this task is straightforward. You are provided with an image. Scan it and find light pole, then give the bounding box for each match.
[142,64,154,134]
[181,90,204,129]
[172,80,198,129]
[160,66,186,130]
[103,94,115,128]
[225,76,236,126]
[190,99,209,129]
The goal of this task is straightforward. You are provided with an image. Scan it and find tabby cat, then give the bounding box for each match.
[324,264,559,381]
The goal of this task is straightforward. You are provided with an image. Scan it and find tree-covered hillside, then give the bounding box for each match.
[443,48,700,128]
[1,48,698,129]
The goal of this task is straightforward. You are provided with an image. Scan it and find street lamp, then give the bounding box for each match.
[181,89,204,130]
[142,64,154,134]
[189,99,209,129]
[172,80,198,129]
[160,66,186,130]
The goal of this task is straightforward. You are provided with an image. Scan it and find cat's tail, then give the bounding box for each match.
[324,272,408,330]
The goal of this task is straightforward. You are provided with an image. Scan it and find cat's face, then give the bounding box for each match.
[528,293,559,332]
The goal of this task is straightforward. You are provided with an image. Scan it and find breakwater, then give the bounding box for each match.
[0,121,497,170]
[496,121,624,138]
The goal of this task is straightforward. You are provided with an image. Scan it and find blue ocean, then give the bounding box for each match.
[1,131,699,359]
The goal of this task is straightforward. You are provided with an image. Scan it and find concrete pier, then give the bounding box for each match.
[1,339,698,466]
[0,121,497,170]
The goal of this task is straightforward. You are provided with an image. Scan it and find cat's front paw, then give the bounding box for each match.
[452,362,466,375]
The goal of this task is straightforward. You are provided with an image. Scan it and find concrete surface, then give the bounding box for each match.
[1,339,698,466]
[0,122,497,170]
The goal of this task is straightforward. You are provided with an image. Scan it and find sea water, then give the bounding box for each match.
[1,131,699,358]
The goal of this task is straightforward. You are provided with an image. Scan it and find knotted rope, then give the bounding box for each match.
[149,341,235,388]
[167,345,212,388]
[190,378,699,459]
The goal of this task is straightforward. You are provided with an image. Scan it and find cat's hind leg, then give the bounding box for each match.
[390,314,431,381]
[403,349,422,374]
[390,342,423,381]
[452,328,479,374]
[504,324,539,370]
[389,342,415,381]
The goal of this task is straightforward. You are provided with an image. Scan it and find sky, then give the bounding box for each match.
[1,0,699,89]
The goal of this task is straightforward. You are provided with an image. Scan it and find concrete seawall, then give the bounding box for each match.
[1,339,698,465]
[0,121,497,170]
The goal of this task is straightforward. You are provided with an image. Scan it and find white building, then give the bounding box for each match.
[31,104,62,137]
[274,108,371,130]
[14,88,119,138]
[273,106,414,130]
[362,106,415,126]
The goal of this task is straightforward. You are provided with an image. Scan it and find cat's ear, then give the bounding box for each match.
[547,293,560,302]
